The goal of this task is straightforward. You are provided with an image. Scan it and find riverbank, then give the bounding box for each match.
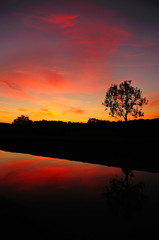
[0,119,158,173]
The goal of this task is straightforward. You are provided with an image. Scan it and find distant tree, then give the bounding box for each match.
[102,80,148,122]
[13,115,32,125]
[88,118,102,123]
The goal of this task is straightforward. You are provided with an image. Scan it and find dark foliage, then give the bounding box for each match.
[1,117,158,137]
[102,80,148,121]
[13,115,33,125]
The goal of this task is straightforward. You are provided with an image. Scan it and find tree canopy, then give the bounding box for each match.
[102,80,148,121]
[12,115,33,125]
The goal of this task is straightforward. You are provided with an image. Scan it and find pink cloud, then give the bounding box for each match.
[0,65,74,100]
[23,12,130,59]
[0,13,131,99]
[0,79,19,91]
[0,6,131,111]
[23,13,80,32]
[41,14,80,28]
[42,14,80,23]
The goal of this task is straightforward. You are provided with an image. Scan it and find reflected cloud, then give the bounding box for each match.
[0,151,122,200]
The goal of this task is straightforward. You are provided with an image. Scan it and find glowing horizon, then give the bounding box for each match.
[0,1,159,123]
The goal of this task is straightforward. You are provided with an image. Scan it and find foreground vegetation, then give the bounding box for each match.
[0,118,158,172]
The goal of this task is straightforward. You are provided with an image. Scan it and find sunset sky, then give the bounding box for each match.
[0,0,159,123]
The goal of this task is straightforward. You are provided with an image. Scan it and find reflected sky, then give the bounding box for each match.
[0,150,122,201]
[1,150,159,238]
[0,151,159,211]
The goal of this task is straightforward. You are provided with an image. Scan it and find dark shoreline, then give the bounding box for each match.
[0,119,158,173]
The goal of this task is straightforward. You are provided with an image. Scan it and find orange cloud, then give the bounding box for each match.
[18,103,85,118]
[17,107,56,119]
[148,113,159,119]
[148,99,159,107]
[62,105,85,115]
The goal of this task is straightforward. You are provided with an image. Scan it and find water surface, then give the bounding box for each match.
[0,150,159,239]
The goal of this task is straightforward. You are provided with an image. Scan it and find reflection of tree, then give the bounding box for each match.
[103,169,146,218]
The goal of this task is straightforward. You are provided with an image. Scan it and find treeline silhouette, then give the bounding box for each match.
[0,118,158,137]
[0,118,158,172]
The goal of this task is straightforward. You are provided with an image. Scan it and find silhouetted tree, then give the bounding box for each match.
[102,80,148,121]
[13,115,32,125]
